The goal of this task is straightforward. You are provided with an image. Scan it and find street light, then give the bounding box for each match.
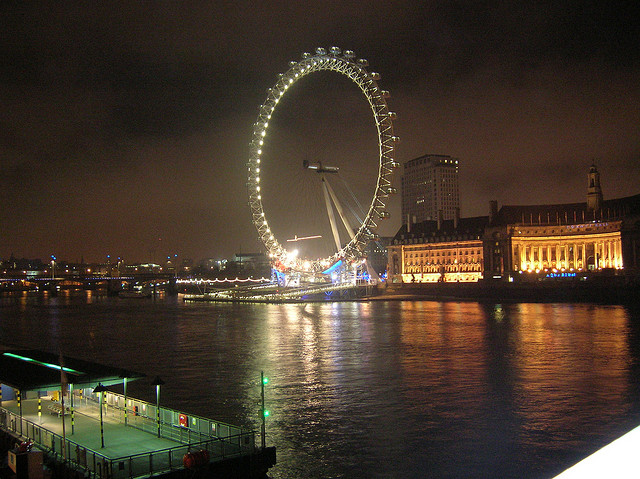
[151,376,165,438]
[93,383,107,448]
[260,371,269,449]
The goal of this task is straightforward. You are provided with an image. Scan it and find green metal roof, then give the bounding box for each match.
[0,348,145,391]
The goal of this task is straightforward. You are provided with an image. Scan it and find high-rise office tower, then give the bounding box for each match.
[401,154,460,225]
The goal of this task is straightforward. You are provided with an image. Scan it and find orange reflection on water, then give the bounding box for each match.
[511,303,630,445]
[399,301,490,414]
[397,301,633,441]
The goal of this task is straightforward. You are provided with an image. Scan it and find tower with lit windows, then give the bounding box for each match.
[401,154,460,225]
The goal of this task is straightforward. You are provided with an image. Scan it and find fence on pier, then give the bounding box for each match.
[0,390,255,478]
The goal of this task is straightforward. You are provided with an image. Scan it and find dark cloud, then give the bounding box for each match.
[1,1,639,262]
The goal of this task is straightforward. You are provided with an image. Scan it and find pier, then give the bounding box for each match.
[183,281,377,302]
[0,349,275,478]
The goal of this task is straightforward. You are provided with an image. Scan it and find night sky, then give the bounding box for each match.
[2,1,639,264]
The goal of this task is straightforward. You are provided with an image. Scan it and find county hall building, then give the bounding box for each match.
[388,165,640,283]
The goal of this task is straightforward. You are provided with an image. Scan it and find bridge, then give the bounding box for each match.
[0,274,178,295]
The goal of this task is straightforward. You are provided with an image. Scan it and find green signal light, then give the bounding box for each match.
[263,377,269,385]
[263,410,270,417]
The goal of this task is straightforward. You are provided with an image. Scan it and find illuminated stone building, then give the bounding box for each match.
[401,154,460,225]
[485,166,640,278]
[387,214,488,283]
[387,165,640,283]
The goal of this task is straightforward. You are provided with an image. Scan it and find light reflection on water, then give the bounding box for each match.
[1,291,639,478]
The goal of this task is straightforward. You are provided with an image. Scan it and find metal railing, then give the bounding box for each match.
[92,389,251,446]
[0,399,255,478]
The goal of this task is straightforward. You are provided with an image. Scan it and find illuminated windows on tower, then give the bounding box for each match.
[401,154,460,225]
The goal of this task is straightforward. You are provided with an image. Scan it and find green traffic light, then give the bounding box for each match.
[263,377,269,385]
[264,409,270,417]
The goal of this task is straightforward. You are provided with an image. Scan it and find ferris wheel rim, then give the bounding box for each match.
[247,47,398,272]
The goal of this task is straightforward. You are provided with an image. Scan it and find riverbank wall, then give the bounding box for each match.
[380,274,640,304]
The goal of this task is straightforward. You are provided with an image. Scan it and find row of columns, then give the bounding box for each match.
[404,263,483,274]
[517,238,623,271]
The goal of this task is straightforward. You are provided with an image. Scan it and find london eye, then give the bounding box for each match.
[247,47,399,276]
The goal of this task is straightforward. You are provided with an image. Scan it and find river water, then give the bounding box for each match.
[1,291,640,478]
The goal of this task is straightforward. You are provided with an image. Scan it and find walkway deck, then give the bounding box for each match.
[3,397,178,457]
[1,393,256,478]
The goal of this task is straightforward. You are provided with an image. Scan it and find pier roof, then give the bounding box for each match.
[0,347,145,391]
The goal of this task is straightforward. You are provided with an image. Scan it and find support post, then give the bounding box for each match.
[152,377,164,438]
[17,389,22,436]
[123,377,128,426]
[99,393,104,448]
[93,383,107,448]
[70,383,75,434]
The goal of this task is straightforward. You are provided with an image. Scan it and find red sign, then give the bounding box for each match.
[179,413,188,428]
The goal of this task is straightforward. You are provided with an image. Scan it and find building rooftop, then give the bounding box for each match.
[393,216,489,243]
[493,193,640,226]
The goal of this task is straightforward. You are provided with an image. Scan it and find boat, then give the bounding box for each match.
[119,287,152,298]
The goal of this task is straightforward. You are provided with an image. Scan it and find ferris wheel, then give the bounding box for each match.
[247,47,399,273]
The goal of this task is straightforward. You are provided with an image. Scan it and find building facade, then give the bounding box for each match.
[401,154,460,225]
[485,197,640,278]
[388,166,640,283]
[387,215,488,283]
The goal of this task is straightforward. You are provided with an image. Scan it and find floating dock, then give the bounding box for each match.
[183,281,377,303]
[0,349,275,478]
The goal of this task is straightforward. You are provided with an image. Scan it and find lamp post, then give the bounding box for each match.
[260,371,269,449]
[151,376,165,438]
[122,376,128,426]
[174,254,178,277]
[93,383,107,448]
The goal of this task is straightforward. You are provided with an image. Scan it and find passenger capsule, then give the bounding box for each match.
[315,47,327,55]
[330,46,341,55]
